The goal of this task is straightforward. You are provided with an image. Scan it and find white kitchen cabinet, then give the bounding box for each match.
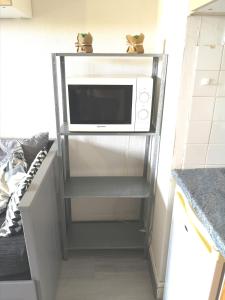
[164,188,223,300]
[190,0,225,15]
[0,0,32,18]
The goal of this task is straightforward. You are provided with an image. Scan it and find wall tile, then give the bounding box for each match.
[187,121,211,143]
[186,16,202,46]
[196,46,223,70]
[216,71,225,97]
[209,122,225,144]
[193,70,219,97]
[198,17,225,46]
[206,144,225,165]
[221,47,225,70]
[213,97,225,121]
[184,144,207,165]
[190,97,215,121]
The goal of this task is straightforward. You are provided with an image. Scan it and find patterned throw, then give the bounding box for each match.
[0,149,47,237]
[0,140,27,215]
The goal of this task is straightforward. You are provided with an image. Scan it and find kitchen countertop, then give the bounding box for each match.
[173,168,225,258]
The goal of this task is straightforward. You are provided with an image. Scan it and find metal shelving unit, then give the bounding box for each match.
[52,53,168,259]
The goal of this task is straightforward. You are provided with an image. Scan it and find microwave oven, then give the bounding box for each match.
[66,76,153,132]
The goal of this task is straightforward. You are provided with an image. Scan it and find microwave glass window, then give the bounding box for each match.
[68,85,133,124]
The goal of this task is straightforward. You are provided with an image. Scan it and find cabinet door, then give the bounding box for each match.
[164,192,193,300]
[189,0,214,11]
[0,0,12,5]
[164,191,218,300]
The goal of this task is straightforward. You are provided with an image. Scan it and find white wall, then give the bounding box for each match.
[0,0,159,137]
[0,0,160,220]
[149,0,189,298]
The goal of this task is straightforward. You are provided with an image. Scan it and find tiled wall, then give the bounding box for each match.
[182,16,225,169]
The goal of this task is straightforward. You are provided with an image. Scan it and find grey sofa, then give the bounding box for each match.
[0,141,61,300]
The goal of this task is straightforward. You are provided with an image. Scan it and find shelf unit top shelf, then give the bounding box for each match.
[67,221,145,250]
[64,176,151,199]
[54,53,163,58]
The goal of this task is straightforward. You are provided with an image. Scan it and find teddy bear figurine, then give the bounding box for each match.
[75,32,93,53]
[126,33,144,54]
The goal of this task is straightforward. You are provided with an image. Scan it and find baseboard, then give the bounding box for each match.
[147,246,165,300]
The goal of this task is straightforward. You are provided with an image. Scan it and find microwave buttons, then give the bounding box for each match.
[138,109,149,120]
[139,92,150,103]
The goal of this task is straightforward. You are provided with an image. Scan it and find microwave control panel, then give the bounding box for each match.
[135,77,153,131]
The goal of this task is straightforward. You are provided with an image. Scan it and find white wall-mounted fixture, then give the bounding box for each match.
[190,0,225,15]
[0,0,32,18]
[200,78,212,86]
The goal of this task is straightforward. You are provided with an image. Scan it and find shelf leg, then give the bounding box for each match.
[57,156,68,260]
[65,198,72,230]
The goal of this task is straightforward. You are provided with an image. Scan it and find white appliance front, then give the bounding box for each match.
[66,76,153,132]
[164,190,219,300]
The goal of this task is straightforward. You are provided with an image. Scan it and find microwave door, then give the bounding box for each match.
[68,84,135,132]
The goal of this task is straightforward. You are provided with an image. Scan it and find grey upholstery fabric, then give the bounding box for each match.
[18,132,49,166]
[0,215,30,279]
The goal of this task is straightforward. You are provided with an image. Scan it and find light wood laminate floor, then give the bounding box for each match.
[56,250,155,300]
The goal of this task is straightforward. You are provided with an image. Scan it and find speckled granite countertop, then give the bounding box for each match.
[173,168,225,258]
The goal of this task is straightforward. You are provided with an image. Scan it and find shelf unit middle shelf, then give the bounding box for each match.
[64,176,150,199]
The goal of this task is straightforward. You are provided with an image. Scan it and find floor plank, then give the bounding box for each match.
[56,250,155,300]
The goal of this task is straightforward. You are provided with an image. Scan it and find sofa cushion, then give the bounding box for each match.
[0,215,30,279]
[18,132,49,167]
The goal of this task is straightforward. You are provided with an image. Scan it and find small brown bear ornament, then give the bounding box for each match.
[75,32,93,53]
[126,33,144,54]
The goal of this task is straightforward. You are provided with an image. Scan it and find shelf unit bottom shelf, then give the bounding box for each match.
[67,221,145,251]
